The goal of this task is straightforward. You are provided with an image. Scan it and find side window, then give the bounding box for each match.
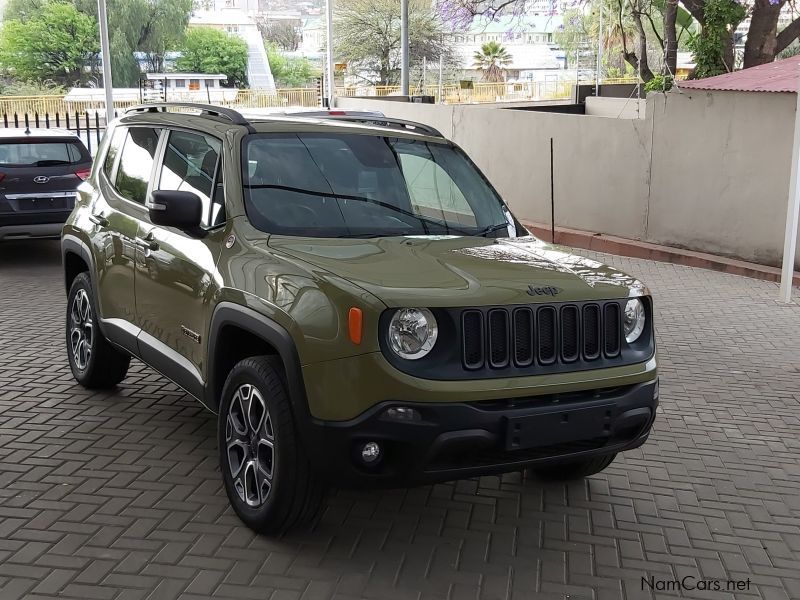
[115,128,161,204]
[103,127,126,179]
[158,130,224,228]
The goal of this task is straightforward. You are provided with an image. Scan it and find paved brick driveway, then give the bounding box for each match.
[1,240,799,600]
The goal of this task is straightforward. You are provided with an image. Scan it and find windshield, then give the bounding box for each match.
[242,133,514,238]
[0,140,88,167]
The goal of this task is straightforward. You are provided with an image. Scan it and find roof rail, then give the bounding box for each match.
[318,115,444,138]
[124,103,252,128]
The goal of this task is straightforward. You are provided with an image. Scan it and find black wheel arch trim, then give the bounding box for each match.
[61,234,95,295]
[206,303,313,441]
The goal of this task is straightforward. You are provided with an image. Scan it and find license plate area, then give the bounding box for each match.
[505,403,614,450]
[17,197,73,211]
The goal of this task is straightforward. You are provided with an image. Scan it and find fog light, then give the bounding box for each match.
[384,406,422,422]
[360,441,382,464]
[653,380,659,400]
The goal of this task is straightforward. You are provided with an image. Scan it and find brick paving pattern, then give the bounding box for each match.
[0,240,799,600]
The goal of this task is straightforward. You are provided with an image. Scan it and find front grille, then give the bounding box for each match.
[461,301,623,371]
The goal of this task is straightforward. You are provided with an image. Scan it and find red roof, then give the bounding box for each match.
[679,55,800,93]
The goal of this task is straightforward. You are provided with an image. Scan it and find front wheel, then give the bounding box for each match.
[526,453,617,481]
[66,272,130,388]
[218,356,326,534]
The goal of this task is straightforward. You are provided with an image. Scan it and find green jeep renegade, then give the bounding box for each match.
[61,103,658,533]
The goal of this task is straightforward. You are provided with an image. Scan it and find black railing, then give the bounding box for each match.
[1,111,118,155]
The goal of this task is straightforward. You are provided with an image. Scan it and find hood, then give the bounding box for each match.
[267,235,648,308]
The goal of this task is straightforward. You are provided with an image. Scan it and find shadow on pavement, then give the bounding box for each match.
[0,239,62,269]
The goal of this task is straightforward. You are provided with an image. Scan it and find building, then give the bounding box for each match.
[300,16,325,55]
[144,73,228,92]
[449,15,564,82]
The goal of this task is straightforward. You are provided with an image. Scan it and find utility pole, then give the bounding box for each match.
[324,0,335,107]
[438,54,444,103]
[779,66,800,302]
[97,0,114,124]
[401,0,409,95]
[595,1,603,97]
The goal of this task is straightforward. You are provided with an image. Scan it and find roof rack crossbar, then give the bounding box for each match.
[124,103,251,127]
[319,115,443,138]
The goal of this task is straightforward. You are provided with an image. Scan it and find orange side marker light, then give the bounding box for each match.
[348,307,363,345]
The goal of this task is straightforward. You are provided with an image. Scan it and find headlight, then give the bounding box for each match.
[388,308,438,359]
[623,298,646,343]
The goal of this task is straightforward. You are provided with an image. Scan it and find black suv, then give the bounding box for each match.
[0,128,92,241]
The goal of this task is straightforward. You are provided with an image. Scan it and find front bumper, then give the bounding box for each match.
[304,379,658,487]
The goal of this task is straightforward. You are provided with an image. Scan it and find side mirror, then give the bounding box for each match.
[147,190,203,229]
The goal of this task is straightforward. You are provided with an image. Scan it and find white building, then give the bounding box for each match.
[300,16,325,55]
[449,15,564,81]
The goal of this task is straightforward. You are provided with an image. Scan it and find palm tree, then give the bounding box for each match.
[472,41,513,83]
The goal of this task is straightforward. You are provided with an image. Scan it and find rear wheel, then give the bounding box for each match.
[66,273,130,388]
[218,356,326,534]
[527,453,617,481]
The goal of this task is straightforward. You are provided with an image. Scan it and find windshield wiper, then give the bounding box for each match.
[476,223,510,237]
[244,183,475,235]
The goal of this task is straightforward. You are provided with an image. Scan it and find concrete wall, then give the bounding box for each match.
[338,93,800,269]
[648,90,797,267]
[585,97,646,119]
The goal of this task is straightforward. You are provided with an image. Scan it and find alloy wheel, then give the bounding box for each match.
[226,384,275,507]
[69,288,93,371]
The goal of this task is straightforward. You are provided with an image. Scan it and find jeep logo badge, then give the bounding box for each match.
[527,285,562,296]
[33,176,49,184]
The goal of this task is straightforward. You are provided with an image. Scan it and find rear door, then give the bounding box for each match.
[89,126,161,353]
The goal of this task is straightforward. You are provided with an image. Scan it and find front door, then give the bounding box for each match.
[134,129,227,399]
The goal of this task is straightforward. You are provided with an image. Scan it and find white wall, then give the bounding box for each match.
[338,93,800,268]
[585,97,646,119]
[648,90,798,267]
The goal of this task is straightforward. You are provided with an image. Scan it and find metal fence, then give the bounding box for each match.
[335,80,577,103]
[1,110,115,155]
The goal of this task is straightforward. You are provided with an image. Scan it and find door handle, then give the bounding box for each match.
[89,213,108,227]
[135,235,159,252]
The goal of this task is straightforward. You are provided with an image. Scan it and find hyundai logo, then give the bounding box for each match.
[33,176,49,184]
[527,285,562,296]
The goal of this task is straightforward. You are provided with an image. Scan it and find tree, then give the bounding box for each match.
[176,27,248,87]
[266,44,320,87]
[0,2,99,85]
[472,41,512,82]
[335,0,454,86]
[3,0,193,86]
[685,0,744,77]
[259,19,300,51]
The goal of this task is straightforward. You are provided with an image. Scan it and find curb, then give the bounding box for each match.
[522,221,800,287]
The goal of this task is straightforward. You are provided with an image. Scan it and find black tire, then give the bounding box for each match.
[218,356,326,534]
[66,272,130,388]
[527,453,617,481]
